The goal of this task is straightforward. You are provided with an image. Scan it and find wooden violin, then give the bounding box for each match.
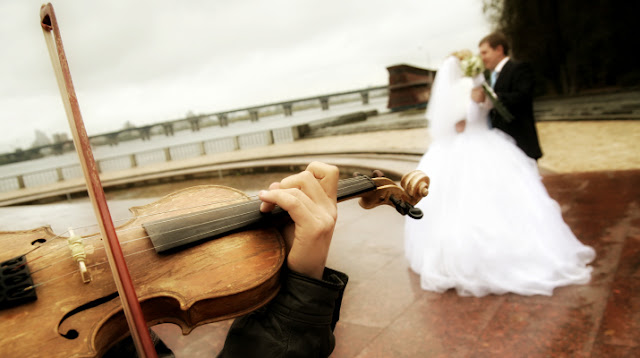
[0,171,429,357]
[7,3,431,357]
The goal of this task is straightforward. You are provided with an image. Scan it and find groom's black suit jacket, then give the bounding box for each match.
[490,60,543,160]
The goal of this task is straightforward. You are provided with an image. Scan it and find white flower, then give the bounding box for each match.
[460,55,484,78]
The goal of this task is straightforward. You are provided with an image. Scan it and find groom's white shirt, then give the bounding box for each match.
[494,56,510,81]
[482,56,510,109]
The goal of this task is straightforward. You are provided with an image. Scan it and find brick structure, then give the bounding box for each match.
[386,64,435,111]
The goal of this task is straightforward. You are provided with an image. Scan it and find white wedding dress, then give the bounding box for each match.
[404,56,595,297]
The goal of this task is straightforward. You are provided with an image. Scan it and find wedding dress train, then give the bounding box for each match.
[404,56,595,297]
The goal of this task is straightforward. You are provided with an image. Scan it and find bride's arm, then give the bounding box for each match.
[471,87,485,103]
[455,120,466,133]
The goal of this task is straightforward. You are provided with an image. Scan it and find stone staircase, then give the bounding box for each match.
[534,89,640,121]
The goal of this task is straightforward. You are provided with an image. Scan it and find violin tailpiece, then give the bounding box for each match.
[1,255,37,310]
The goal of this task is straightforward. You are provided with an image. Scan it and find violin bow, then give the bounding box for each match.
[39,3,157,357]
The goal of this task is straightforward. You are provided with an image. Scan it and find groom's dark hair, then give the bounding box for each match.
[479,32,510,56]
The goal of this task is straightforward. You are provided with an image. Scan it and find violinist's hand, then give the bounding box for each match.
[258,162,339,280]
[455,120,466,133]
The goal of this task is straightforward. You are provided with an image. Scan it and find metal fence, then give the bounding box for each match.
[0,87,389,194]
[0,126,301,193]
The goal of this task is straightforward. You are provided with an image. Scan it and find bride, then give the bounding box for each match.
[404,51,595,297]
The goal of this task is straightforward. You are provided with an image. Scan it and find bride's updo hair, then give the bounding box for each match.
[451,49,472,61]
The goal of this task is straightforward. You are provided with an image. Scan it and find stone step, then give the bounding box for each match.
[534,90,640,120]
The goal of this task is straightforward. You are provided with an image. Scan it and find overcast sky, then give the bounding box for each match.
[0,0,491,153]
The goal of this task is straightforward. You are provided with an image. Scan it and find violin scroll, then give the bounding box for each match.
[357,170,430,219]
[400,170,430,205]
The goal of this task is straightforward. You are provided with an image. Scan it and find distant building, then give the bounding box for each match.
[31,130,52,148]
[386,64,436,111]
[52,133,69,143]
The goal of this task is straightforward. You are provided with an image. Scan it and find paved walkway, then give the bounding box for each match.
[149,113,638,357]
[1,110,639,357]
[2,109,638,206]
[151,113,640,357]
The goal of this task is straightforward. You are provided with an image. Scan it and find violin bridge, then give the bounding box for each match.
[67,229,92,283]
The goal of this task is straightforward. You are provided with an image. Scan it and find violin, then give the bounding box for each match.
[0,171,429,357]
[15,3,430,357]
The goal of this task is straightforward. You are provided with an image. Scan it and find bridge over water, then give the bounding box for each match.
[0,85,388,163]
[0,87,391,194]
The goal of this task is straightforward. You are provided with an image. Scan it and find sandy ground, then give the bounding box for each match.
[536,120,640,173]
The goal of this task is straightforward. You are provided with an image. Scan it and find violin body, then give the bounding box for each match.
[0,185,285,357]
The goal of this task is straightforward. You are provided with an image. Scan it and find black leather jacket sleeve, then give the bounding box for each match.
[217,267,348,358]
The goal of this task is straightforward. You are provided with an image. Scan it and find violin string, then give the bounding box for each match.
[76,175,369,244]
[96,176,370,248]
[76,177,370,251]
[76,195,262,247]
[25,267,89,291]
[25,211,257,290]
[18,176,376,283]
[27,251,113,289]
[110,177,375,252]
[84,201,264,250]
[10,246,43,271]
[28,252,87,275]
[20,199,265,278]
[22,244,42,257]
[25,210,275,291]
[16,196,262,268]
[96,198,270,251]
[146,207,279,252]
[109,176,368,235]
[21,229,75,271]
[88,175,368,239]
[121,176,373,253]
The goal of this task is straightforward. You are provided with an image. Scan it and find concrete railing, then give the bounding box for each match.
[0,126,303,193]
[0,85,389,163]
[0,91,388,194]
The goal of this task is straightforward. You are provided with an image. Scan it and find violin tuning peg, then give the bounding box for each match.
[389,195,423,220]
[371,169,385,178]
[408,207,423,220]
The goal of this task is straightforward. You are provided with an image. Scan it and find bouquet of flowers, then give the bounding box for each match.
[460,54,484,78]
[459,53,514,123]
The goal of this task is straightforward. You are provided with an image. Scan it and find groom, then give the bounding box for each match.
[471,32,543,160]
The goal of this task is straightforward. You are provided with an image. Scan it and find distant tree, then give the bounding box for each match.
[482,0,640,95]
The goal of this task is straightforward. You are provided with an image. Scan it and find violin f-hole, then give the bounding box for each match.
[57,292,119,339]
[31,238,47,245]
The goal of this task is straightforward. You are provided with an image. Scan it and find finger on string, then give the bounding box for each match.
[260,187,316,214]
[260,182,281,212]
[305,162,339,199]
[258,188,317,228]
[278,171,335,214]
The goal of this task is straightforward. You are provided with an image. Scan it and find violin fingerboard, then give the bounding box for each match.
[143,200,285,253]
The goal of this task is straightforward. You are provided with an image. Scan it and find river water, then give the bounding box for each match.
[1,97,387,178]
